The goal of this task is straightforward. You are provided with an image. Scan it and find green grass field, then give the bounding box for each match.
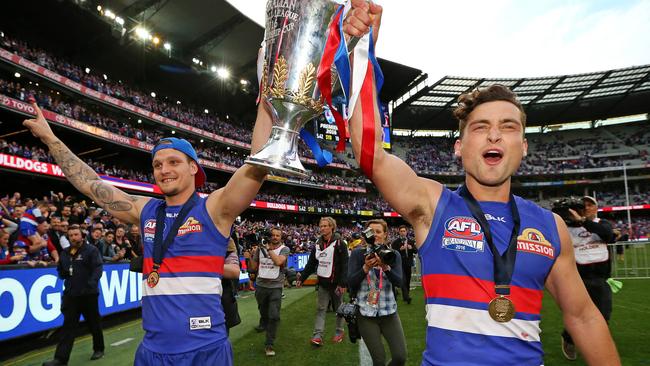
[6,280,650,366]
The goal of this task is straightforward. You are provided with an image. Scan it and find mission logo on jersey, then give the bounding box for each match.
[517,228,555,259]
[177,217,203,236]
[442,216,485,253]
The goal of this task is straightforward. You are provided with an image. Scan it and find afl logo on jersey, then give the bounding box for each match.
[143,219,156,241]
[144,220,156,234]
[442,216,485,253]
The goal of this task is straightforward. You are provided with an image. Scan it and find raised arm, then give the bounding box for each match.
[344,2,441,244]
[545,214,620,365]
[23,104,148,225]
[207,102,271,234]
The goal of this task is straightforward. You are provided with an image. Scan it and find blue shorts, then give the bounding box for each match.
[134,338,233,366]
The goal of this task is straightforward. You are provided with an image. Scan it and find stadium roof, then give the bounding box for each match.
[393,64,650,131]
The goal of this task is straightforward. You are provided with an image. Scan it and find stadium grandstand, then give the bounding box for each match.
[0,1,648,365]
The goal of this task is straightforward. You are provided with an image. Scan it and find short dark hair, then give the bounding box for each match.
[366,219,388,234]
[453,84,526,138]
[398,225,408,231]
[67,224,81,232]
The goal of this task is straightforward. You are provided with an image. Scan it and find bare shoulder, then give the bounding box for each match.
[551,212,573,253]
[546,213,577,293]
[205,188,232,234]
[205,188,225,218]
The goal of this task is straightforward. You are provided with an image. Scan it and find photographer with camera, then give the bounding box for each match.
[552,196,616,361]
[391,225,416,304]
[348,220,406,366]
[250,227,290,357]
[296,217,349,346]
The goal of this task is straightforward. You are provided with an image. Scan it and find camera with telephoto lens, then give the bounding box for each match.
[336,302,360,343]
[551,197,585,226]
[362,227,397,266]
[256,228,273,255]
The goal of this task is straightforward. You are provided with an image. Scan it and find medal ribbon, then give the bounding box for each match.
[366,268,383,290]
[152,193,200,272]
[458,185,521,296]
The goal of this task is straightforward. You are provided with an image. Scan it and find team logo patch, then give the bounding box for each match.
[144,219,156,234]
[442,216,485,253]
[143,219,156,241]
[177,217,203,236]
[189,316,211,330]
[517,228,555,259]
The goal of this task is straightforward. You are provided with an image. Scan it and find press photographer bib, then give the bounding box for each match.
[258,245,286,279]
[569,226,609,264]
[316,242,336,278]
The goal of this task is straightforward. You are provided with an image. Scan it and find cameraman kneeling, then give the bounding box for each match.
[348,220,407,366]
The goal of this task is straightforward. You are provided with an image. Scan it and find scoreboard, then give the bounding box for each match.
[316,102,391,149]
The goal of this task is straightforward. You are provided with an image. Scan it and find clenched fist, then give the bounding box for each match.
[343,0,382,44]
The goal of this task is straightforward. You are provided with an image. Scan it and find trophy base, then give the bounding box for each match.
[245,156,310,178]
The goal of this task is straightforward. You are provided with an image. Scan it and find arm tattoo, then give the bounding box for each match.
[48,140,139,212]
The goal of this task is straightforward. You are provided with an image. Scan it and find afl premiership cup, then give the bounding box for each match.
[246,0,345,177]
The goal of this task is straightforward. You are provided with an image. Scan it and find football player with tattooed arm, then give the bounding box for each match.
[23,101,272,366]
[343,1,620,365]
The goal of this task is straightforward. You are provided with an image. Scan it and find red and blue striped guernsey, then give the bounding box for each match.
[139,197,228,354]
[420,187,561,366]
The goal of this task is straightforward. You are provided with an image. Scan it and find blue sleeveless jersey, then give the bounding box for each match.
[420,187,561,366]
[139,197,229,354]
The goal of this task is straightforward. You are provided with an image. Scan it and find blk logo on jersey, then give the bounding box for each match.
[517,228,555,259]
[442,216,485,253]
[177,217,203,236]
[485,213,506,223]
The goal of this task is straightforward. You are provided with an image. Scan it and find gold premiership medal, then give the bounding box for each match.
[488,296,515,322]
[147,271,160,288]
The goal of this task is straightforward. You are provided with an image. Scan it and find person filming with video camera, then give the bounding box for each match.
[347,219,407,366]
[552,196,616,361]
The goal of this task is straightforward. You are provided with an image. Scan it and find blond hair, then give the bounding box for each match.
[319,216,337,231]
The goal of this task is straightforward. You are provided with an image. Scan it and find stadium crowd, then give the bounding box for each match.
[3,29,649,180]
[1,34,253,143]
[1,139,369,196]
[0,77,350,167]
[2,190,649,268]
[397,127,650,176]
[0,33,351,166]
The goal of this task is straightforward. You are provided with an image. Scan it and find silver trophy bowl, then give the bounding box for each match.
[246,0,344,177]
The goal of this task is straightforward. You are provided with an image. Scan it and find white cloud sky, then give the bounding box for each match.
[228,0,650,82]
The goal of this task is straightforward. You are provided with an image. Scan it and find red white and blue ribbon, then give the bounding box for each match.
[317,4,351,153]
[357,27,384,179]
[256,2,383,171]
[340,3,383,179]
